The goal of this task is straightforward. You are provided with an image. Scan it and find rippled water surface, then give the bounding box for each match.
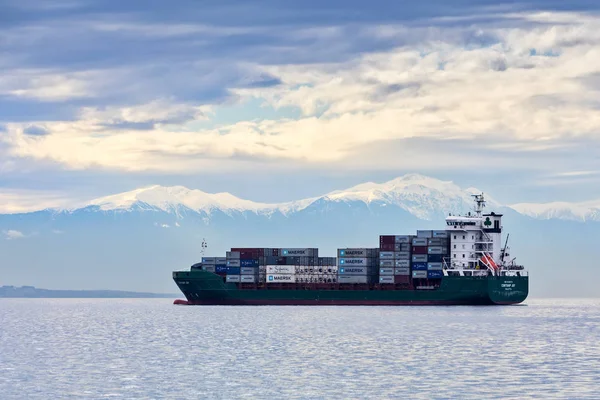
[1,299,599,399]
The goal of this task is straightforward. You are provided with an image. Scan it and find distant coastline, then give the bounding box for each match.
[0,285,176,298]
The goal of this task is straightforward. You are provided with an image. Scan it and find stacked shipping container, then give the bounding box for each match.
[337,248,379,284]
[412,230,449,280]
[195,231,450,287]
[380,236,413,284]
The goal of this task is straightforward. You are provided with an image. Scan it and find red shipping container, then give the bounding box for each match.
[379,235,395,245]
[240,251,260,258]
[412,246,428,254]
[394,275,411,284]
[380,244,395,251]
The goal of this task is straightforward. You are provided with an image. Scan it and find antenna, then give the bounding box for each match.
[500,233,509,263]
[471,193,486,217]
[201,238,208,257]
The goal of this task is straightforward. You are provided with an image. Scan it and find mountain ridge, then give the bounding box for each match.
[1,173,599,297]
[1,173,599,222]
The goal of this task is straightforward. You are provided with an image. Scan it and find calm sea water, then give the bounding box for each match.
[1,299,599,399]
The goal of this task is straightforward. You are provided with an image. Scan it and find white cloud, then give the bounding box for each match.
[0,189,80,213]
[2,11,600,174]
[78,99,212,126]
[3,229,25,240]
[554,171,599,177]
[0,69,97,101]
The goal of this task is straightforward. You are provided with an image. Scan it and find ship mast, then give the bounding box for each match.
[201,238,208,257]
[472,193,486,217]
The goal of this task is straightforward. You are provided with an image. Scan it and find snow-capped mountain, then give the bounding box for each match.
[58,173,501,221]
[84,185,276,215]
[320,173,502,220]
[510,200,600,222]
[1,173,599,297]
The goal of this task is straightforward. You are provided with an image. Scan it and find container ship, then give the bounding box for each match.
[172,194,528,306]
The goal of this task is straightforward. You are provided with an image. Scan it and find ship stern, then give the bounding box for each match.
[488,275,529,305]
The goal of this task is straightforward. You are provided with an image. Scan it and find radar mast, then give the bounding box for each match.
[200,238,208,257]
[471,193,486,217]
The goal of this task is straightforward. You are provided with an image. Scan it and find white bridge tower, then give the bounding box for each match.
[445,194,504,274]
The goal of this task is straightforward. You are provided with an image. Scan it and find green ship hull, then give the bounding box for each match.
[172,270,528,306]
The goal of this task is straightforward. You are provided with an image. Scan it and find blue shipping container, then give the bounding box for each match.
[427,270,444,279]
[240,259,259,267]
[412,262,428,270]
[215,266,241,274]
[427,254,443,262]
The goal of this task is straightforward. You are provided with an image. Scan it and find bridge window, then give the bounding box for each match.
[462,235,465,239]
[462,254,465,258]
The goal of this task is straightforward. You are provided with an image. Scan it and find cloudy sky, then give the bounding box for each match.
[1,0,600,212]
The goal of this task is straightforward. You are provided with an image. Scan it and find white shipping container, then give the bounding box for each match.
[226,260,241,267]
[226,251,240,259]
[379,276,395,284]
[432,230,448,238]
[394,235,411,244]
[267,274,296,283]
[395,259,410,268]
[266,265,295,274]
[338,248,367,258]
[380,260,394,267]
[338,266,373,275]
[427,262,443,270]
[417,230,433,238]
[412,254,428,263]
[203,265,216,273]
[379,268,394,276]
[338,275,369,284]
[412,271,427,278]
[395,267,410,275]
[226,275,241,283]
[338,258,374,266]
[379,252,394,259]
[395,252,410,260]
[240,275,256,283]
[428,246,445,254]
[412,238,428,246]
[215,257,227,264]
[280,248,316,257]
[427,238,447,246]
[240,267,258,275]
[201,257,216,264]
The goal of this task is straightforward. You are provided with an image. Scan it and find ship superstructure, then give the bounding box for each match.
[445,194,525,277]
